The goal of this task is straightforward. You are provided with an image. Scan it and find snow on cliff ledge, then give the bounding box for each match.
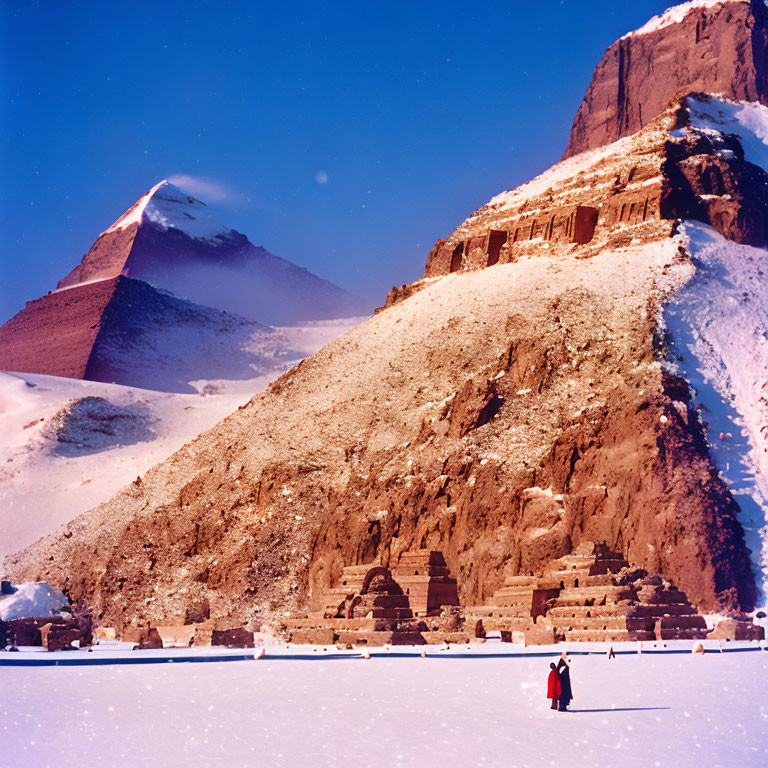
[683,94,768,170]
[622,0,747,40]
[104,180,233,243]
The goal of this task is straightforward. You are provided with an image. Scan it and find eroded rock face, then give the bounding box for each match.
[563,0,768,159]
[5,238,756,629]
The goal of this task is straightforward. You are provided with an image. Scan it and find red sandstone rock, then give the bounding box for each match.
[39,622,82,651]
[0,279,120,379]
[563,0,768,158]
[3,617,67,647]
[0,275,286,394]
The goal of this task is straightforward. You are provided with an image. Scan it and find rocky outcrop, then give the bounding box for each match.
[420,98,768,283]
[4,2,765,632]
[563,0,768,159]
[5,233,757,629]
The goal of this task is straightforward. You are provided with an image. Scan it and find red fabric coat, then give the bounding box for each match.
[547,669,561,699]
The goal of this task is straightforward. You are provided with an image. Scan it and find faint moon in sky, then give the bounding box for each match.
[315,170,329,184]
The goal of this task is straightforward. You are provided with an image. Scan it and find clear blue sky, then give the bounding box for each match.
[1,0,681,322]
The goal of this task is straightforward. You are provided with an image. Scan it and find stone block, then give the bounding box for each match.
[524,626,557,645]
[654,616,708,640]
[93,626,116,642]
[122,625,150,645]
[154,625,196,648]
[212,628,254,648]
[708,619,765,642]
[40,623,81,652]
[289,628,336,645]
[6,617,66,647]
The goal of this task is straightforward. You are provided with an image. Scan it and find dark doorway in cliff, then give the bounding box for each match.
[486,230,507,267]
[450,243,464,273]
[572,206,600,244]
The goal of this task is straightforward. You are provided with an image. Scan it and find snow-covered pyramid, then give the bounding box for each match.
[57,180,368,325]
[0,179,368,392]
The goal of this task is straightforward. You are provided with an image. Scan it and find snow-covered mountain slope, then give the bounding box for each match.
[664,222,768,604]
[0,372,246,558]
[56,180,369,325]
[683,94,768,169]
[0,315,362,558]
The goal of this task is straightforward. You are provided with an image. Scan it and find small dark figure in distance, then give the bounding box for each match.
[557,653,572,711]
[547,662,561,710]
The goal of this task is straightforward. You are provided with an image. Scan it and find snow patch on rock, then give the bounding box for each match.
[664,221,768,607]
[684,95,768,172]
[0,582,68,620]
[42,396,156,456]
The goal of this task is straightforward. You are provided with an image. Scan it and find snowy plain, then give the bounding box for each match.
[2,642,766,768]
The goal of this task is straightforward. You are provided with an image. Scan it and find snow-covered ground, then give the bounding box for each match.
[0,317,364,558]
[659,95,768,607]
[2,643,766,767]
[664,222,768,607]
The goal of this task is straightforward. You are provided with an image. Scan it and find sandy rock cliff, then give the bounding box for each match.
[5,1,767,627]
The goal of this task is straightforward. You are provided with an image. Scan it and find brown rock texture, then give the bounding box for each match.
[4,2,764,633]
[563,0,768,159]
[5,228,756,628]
[417,99,768,289]
[57,225,140,289]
